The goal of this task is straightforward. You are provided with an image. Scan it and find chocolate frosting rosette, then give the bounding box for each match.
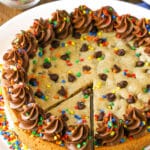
[2,67,27,87]
[115,15,138,41]
[3,49,29,71]
[12,31,38,58]
[65,124,91,150]
[43,117,65,142]
[95,113,124,146]
[50,10,72,39]
[134,18,150,47]
[124,107,147,138]
[9,82,34,111]
[133,18,150,55]
[30,18,55,47]
[71,5,94,33]
[93,6,118,32]
[19,103,40,130]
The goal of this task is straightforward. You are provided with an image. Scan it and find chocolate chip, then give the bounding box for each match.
[96,38,106,45]
[94,51,102,58]
[72,31,81,39]
[82,88,92,95]
[106,93,116,101]
[43,62,51,69]
[80,43,88,52]
[147,119,150,125]
[90,26,98,33]
[147,84,150,90]
[61,114,69,121]
[57,86,67,96]
[51,40,60,48]
[44,112,51,119]
[68,73,76,82]
[112,64,121,73]
[99,73,108,81]
[49,73,59,82]
[77,101,86,110]
[117,81,128,88]
[38,107,44,115]
[82,65,91,71]
[136,61,144,67]
[29,78,38,86]
[134,41,139,48]
[35,91,44,98]
[60,53,70,60]
[145,69,150,74]
[148,99,150,105]
[116,49,125,56]
[98,111,105,121]
[96,39,103,45]
[127,95,136,104]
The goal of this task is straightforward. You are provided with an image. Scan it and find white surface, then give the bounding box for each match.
[142,0,150,5]
[0,0,150,149]
[0,136,10,150]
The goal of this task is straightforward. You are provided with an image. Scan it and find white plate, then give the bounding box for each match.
[0,0,150,149]
[142,0,150,5]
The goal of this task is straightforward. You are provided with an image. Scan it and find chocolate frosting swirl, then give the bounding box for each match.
[95,114,124,146]
[115,15,137,41]
[144,46,150,56]
[71,5,93,33]
[134,18,150,47]
[19,103,39,130]
[43,117,64,142]
[3,49,29,71]
[124,108,147,137]
[50,10,72,39]
[2,67,27,87]
[9,82,34,110]
[93,6,118,32]
[30,18,55,47]
[12,31,38,58]
[65,124,91,150]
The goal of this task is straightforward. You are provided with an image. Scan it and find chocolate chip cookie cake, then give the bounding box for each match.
[1,4,150,150]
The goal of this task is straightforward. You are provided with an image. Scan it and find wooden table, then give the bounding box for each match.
[0,0,56,25]
[0,0,142,25]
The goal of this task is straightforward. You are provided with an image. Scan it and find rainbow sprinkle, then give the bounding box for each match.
[0,65,27,150]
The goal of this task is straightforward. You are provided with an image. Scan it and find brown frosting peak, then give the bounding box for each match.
[43,117,65,142]
[50,10,72,39]
[95,114,124,146]
[65,124,91,150]
[12,31,38,58]
[9,82,34,111]
[2,67,27,87]
[144,46,150,56]
[3,49,29,71]
[19,103,39,130]
[124,107,147,138]
[71,5,93,33]
[134,18,150,47]
[93,6,118,32]
[115,15,137,41]
[30,18,55,47]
